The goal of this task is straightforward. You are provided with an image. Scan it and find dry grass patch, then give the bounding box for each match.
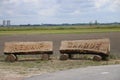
[0,54,120,80]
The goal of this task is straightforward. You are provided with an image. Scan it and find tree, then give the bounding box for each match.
[95,20,98,25]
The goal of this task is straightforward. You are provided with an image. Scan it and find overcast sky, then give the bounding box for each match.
[0,0,120,25]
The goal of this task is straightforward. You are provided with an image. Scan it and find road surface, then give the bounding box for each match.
[24,65,120,80]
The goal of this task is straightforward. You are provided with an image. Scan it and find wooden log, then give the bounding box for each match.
[60,39,110,57]
[4,41,53,54]
[93,55,102,61]
[4,41,53,61]
[14,55,18,61]
[59,54,68,60]
[5,54,17,62]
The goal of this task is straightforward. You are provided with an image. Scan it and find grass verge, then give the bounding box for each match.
[0,54,120,78]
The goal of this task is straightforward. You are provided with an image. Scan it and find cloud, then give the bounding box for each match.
[109,0,120,11]
[93,0,120,12]
[0,0,120,24]
[0,0,60,17]
[38,6,59,16]
[93,0,110,9]
[70,10,81,15]
[0,0,94,17]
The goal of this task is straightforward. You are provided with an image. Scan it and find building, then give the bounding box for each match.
[2,20,11,26]
[3,20,6,26]
[7,20,10,26]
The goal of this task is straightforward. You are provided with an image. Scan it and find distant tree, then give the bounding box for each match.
[27,24,31,26]
[95,20,98,25]
[89,21,92,26]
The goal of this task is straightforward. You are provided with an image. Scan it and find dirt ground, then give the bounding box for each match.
[0,32,120,80]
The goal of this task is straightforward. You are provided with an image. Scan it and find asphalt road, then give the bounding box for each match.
[0,32,120,56]
[24,65,120,80]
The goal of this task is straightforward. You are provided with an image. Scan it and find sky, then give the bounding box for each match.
[0,0,120,25]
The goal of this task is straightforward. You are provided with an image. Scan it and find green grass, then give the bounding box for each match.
[0,25,120,35]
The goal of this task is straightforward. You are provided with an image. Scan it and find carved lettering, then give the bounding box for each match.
[66,41,105,51]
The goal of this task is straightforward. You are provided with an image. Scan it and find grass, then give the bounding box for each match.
[0,25,120,35]
[0,54,120,77]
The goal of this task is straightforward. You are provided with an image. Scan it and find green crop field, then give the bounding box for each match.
[0,25,120,35]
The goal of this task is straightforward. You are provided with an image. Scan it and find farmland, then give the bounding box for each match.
[0,25,120,35]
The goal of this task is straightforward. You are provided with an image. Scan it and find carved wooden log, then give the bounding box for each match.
[4,41,53,61]
[60,39,110,60]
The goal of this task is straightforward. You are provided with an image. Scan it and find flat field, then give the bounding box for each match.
[0,25,120,35]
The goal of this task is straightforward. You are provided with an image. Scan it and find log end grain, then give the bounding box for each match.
[59,54,68,60]
[93,55,102,61]
[5,54,17,62]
